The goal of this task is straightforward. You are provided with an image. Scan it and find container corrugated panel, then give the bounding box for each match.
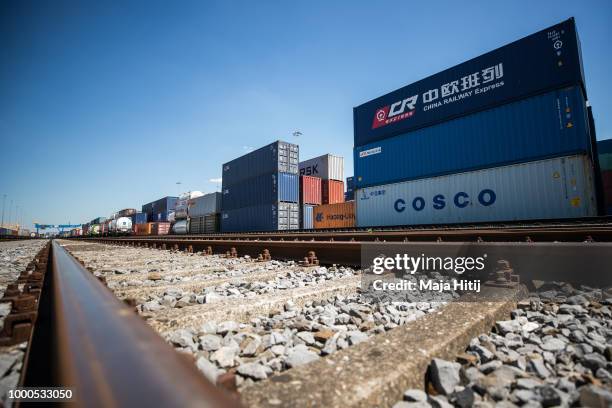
[299,154,344,181]
[135,223,152,235]
[301,205,314,229]
[149,211,171,222]
[597,139,612,155]
[300,176,322,205]
[599,153,612,171]
[188,216,204,234]
[142,196,178,215]
[222,172,298,211]
[152,222,171,235]
[354,18,585,147]
[322,180,345,204]
[131,212,148,225]
[222,141,299,187]
[221,202,299,232]
[313,202,355,229]
[204,214,220,233]
[356,155,596,227]
[189,193,222,217]
[355,86,590,189]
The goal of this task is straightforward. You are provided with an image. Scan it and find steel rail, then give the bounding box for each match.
[81,237,612,288]
[22,240,242,408]
[83,224,612,243]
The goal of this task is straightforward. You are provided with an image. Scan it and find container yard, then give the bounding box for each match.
[4,8,612,408]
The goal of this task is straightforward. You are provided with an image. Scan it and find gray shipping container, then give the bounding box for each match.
[221,202,299,232]
[301,204,315,229]
[299,154,344,181]
[356,155,596,227]
[189,192,222,217]
[189,214,220,234]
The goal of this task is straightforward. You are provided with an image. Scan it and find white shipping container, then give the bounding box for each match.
[356,155,597,227]
[299,154,344,181]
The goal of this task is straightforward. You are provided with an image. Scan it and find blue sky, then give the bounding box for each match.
[1,0,611,229]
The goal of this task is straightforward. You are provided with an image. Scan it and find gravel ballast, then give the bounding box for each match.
[393,282,612,408]
[0,239,48,407]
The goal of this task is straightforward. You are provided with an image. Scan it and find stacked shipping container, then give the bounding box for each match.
[345,176,355,201]
[353,18,598,227]
[189,192,222,234]
[299,176,321,229]
[299,154,349,228]
[221,141,300,232]
[598,139,612,214]
[142,196,177,230]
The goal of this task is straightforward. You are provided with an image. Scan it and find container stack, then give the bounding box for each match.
[300,154,345,204]
[299,154,351,229]
[189,192,222,234]
[130,212,148,232]
[353,18,598,227]
[142,196,178,225]
[172,191,203,234]
[221,141,300,232]
[299,176,322,229]
[598,139,612,214]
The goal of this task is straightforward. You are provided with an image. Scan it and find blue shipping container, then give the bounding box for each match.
[221,172,298,211]
[149,211,170,222]
[354,18,585,147]
[346,176,355,201]
[131,212,148,225]
[142,196,178,215]
[354,86,590,189]
[222,141,299,187]
[301,204,314,229]
[221,202,299,232]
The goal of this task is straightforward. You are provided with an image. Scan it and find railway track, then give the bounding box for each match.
[0,236,610,407]
[82,218,612,243]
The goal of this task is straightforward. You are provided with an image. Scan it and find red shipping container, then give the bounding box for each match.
[300,176,322,205]
[602,170,612,189]
[152,222,171,235]
[322,180,344,204]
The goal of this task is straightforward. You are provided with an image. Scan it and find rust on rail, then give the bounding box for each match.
[21,240,242,408]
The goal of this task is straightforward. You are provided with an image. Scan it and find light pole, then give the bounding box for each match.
[1,194,5,228]
[8,199,13,228]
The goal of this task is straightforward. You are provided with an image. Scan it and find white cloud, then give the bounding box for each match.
[209,178,222,183]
